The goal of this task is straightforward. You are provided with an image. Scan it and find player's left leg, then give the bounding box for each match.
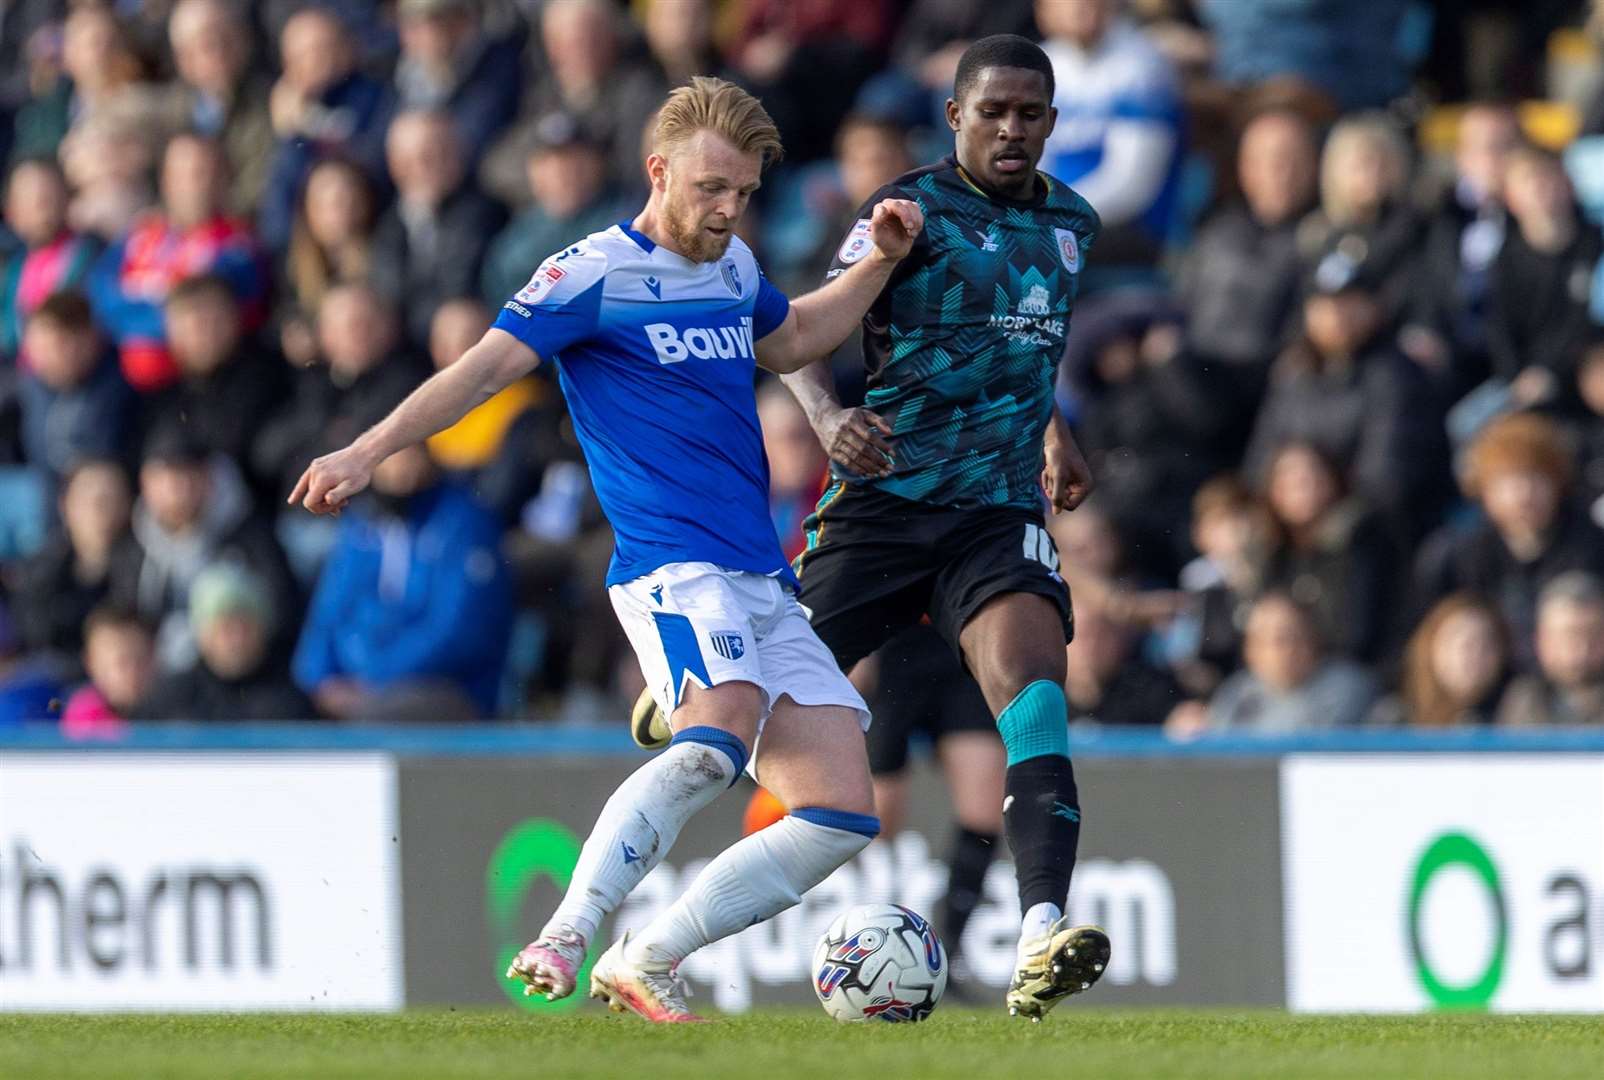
[594,698,877,1019]
[957,591,1109,1019]
[596,596,879,1021]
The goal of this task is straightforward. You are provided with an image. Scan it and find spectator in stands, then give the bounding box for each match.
[6,458,132,661]
[136,562,312,721]
[786,114,916,293]
[1206,591,1377,732]
[1038,0,1184,271]
[1181,108,1317,376]
[16,291,133,480]
[279,156,377,366]
[393,0,521,165]
[1068,296,1223,569]
[60,605,152,738]
[1298,113,1422,323]
[1047,496,1181,626]
[1571,336,1604,519]
[89,133,266,392]
[11,5,146,162]
[0,601,62,726]
[1244,263,1448,545]
[640,0,732,89]
[486,0,664,199]
[424,298,539,473]
[0,158,99,363]
[254,282,427,498]
[293,441,513,720]
[728,0,899,165]
[872,0,1036,129]
[1194,0,1419,111]
[1404,102,1518,398]
[1371,592,1513,727]
[110,422,297,674]
[168,0,275,217]
[480,113,628,305]
[259,6,392,253]
[1259,441,1394,663]
[1170,474,1274,694]
[1065,592,1187,726]
[149,274,289,499]
[57,107,160,245]
[1486,145,1602,392]
[1414,412,1604,669]
[370,110,505,347]
[1500,572,1604,725]
[0,1,57,122]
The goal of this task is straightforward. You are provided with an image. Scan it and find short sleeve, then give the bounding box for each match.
[491,243,608,360]
[752,271,790,340]
[822,183,927,286]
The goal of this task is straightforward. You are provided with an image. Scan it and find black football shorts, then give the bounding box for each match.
[794,482,1074,674]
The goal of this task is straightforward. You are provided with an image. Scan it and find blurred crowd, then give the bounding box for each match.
[4,0,1604,734]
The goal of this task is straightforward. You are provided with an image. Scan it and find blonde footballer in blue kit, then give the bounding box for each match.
[289,77,923,1023]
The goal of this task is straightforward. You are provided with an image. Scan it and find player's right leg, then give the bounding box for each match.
[596,592,879,1021]
[600,696,878,1021]
[507,567,764,1001]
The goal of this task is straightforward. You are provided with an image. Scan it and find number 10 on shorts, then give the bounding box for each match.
[1023,523,1060,572]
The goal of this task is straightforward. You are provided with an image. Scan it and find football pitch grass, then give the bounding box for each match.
[4,1009,1603,1080]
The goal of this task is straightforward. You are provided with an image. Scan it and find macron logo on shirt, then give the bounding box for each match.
[645,317,756,365]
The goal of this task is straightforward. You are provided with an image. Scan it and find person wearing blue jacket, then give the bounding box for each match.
[292,440,512,719]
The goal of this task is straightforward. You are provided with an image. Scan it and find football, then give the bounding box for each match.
[812,904,948,1022]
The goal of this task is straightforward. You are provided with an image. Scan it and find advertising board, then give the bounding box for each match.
[0,753,402,1011]
[1282,755,1604,1012]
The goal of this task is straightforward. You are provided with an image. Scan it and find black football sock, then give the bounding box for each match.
[1003,754,1081,916]
[939,826,997,959]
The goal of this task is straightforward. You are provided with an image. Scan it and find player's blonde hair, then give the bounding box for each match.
[653,76,784,168]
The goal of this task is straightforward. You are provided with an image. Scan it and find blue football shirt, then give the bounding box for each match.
[491,221,794,587]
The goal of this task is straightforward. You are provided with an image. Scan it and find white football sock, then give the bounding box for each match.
[1019,901,1063,958]
[626,809,880,967]
[539,728,745,944]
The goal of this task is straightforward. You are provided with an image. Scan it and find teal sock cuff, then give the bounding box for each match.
[997,680,1071,766]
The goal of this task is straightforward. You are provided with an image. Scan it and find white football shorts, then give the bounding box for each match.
[610,561,870,735]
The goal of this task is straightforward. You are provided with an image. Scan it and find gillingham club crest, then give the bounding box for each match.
[1054,227,1080,273]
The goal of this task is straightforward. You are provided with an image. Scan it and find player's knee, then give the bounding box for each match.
[667,726,750,786]
[790,807,881,850]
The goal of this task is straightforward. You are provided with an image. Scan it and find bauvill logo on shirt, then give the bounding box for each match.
[645,317,756,364]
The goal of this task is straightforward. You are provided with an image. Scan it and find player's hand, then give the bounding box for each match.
[868,198,923,262]
[816,406,895,479]
[1042,435,1094,513]
[288,444,376,516]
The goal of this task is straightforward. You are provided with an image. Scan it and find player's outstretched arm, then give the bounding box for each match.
[753,198,923,375]
[288,328,540,515]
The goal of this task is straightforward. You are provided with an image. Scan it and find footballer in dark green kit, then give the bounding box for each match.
[631,34,1110,1020]
[782,35,1109,1020]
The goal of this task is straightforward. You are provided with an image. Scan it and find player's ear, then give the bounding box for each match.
[1045,105,1058,137]
[645,153,669,193]
[945,97,960,133]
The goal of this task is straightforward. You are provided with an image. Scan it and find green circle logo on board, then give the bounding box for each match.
[1407,832,1507,1010]
[485,819,591,1011]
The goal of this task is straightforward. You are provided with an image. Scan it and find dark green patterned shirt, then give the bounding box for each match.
[826,156,1099,508]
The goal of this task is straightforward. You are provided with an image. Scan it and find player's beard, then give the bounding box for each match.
[663,195,731,263]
